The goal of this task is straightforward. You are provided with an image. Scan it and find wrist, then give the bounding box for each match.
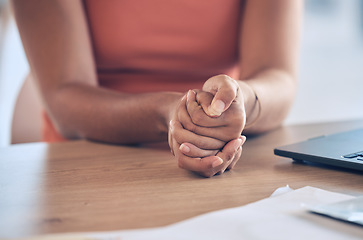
[160,92,184,132]
[238,81,260,128]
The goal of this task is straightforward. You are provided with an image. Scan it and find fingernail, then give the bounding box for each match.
[240,135,247,145]
[213,100,225,112]
[179,144,190,153]
[212,158,223,168]
[234,138,243,150]
[208,100,225,116]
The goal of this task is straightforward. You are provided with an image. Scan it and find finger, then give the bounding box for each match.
[226,136,246,171]
[203,75,239,117]
[177,91,235,144]
[181,92,244,141]
[172,132,204,172]
[176,134,246,178]
[194,91,214,118]
[216,148,239,175]
[176,152,223,178]
[227,146,242,170]
[179,111,238,142]
[187,136,245,177]
[168,115,181,156]
[170,120,225,150]
[168,127,174,156]
[179,142,218,158]
[184,90,228,127]
[214,136,244,173]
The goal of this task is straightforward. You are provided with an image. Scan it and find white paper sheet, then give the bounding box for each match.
[24,186,363,240]
[309,196,363,226]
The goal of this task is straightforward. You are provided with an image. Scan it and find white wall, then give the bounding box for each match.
[285,0,363,124]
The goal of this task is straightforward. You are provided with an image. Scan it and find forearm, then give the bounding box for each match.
[238,68,297,134]
[237,0,301,134]
[46,83,183,144]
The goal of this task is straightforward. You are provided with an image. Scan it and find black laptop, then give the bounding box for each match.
[274,128,363,171]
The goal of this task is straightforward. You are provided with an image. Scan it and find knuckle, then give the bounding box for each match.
[210,149,219,156]
[214,140,227,150]
[220,74,237,87]
[225,151,235,161]
[177,157,185,169]
[190,111,205,125]
[183,120,197,133]
[217,74,230,81]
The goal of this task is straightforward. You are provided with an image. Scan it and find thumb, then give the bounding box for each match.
[203,75,238,117]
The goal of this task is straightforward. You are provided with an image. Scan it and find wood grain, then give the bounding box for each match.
[1,119,363,238]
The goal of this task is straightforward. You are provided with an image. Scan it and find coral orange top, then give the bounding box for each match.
[43,0,243,142]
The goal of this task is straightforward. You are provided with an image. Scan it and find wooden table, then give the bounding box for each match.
[1,120,363,239]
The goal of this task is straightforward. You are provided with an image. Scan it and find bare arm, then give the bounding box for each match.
[200,0,302,134]
[12,0,182,144]
[238,0,302,133]
[171,0,302,176]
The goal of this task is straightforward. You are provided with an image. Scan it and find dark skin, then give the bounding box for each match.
[170,91,244,176]
[12,0,302,177]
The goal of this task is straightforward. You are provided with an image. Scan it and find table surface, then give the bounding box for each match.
[1,119,363,238]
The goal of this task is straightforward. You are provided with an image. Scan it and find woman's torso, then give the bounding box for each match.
[84,0,243,93]
[43,0,243,142]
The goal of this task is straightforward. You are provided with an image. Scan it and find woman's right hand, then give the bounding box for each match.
[168,92,246,177]
[180,90,245,142]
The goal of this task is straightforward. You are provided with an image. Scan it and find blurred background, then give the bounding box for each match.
[285,0,363,125]
[0,0,363,147]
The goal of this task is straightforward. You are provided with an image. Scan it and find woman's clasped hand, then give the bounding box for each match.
[168,75,247,177]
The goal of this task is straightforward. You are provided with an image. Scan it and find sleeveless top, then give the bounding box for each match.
[43,0,243,142]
